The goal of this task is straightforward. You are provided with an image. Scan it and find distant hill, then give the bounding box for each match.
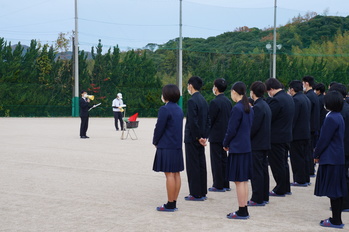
[156,15,349,54]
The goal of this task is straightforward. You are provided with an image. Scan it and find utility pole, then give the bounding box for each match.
[72,0,79,116]
[177,0,183,109]
[272,0,277,78]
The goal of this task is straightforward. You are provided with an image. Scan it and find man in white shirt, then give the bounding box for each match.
[112,93,126,131]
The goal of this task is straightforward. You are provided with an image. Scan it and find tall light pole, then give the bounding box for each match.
[177,0,183,109]
[72,0,79,116]
[272,0,277,78]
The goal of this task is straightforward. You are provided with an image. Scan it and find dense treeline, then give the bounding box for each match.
[0,15,348,117]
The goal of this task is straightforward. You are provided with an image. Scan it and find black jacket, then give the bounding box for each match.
[267,90,295,144]
[208,94,232,143]
[184,92,210,143]
[250,98,271,150]
[305,89,320,133]
[79,98,91,117]
[340,101,349,163]
[292,92,311,140]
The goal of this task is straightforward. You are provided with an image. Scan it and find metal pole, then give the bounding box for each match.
[72,0,80,116]
[272,0,277,78]
[178,0,183,109]
[269,52,272,79]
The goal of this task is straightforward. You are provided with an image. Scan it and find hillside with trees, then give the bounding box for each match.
[0,14,348,117]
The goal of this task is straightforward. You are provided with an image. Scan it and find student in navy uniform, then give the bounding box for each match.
[314,90,347,229]
[288,80,311,187]
[184,76,210,201]
[153,84,184,212]
[248,81,271,206]
[79,90,92,139]
[329,83,349,212]
[314,83,327,129]
[302,76,320,177]
[208,78,232,192]
[265,78,294,197]
[224,81,254,219]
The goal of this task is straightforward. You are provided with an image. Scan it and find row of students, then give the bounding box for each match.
[151,76,348,229]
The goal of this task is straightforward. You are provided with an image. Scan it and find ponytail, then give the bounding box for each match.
[241,95,251,113]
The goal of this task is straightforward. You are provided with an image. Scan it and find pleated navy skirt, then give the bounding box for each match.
[314,164,348,198]
[227,152,252,182]
[152,148,184,172]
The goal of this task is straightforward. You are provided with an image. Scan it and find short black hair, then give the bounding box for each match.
[329,81,338,88]
[329,83,347,99]
[188,76,203,91]
[81,90,86,94]
[302,76,315,87]
[324,90,343,112]
[162,84,180,103]
[214,78,227,92]
[265,78,283,91]
[250,81,266,98]
[314,83,325,94]
[289,80,303,92]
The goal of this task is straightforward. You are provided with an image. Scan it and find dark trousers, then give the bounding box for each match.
[113,112,124,130]
[80,116,89,136]
[209,142,229,189]
[251,150,269,203]
[308,132,318,175]
[290,139,310,184]
[342,164,349,209]
[185,142,207,197]
[268,143,290,195]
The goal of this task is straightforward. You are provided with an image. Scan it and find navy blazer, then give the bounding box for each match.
[305,90,320,133]
[79,98,91,117]
[223,101,254,153]
[267,90,294,143]
[314,111,345,165]
[250,98,271,151]
[184,92,210,143]
[153,102,184,149]
[208,94,232,143]
[292,92,311,140]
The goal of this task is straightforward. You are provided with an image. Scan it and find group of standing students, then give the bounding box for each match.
[152,75,349,229]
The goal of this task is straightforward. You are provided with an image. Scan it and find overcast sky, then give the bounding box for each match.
[0,0,348,52]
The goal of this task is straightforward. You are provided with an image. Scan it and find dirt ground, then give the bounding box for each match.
[1,117,348,232]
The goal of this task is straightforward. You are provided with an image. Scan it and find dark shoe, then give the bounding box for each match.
[247,200,265,206]
[290,182,308,187]
[85,136,89,138]
[116,129,119,131]
[184,195,205,201]
[156,204,177,212]
[286,192,292,195]
[320,218,344,229]
[208,187,226,192]
[80,136,87,139]
[264,201,269,204]
[224,188,231,191]
[226,212,250,220]
[269,191,285,197]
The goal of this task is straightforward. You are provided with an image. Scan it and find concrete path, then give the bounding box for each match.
[0,118,348,231]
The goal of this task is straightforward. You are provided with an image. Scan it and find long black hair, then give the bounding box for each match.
[232,81,250,113]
